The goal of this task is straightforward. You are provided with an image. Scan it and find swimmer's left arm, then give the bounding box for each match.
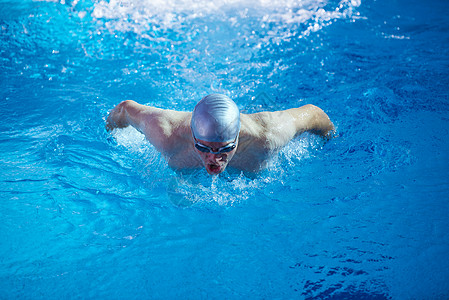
[287,104,335,138]
[247,105,334,151]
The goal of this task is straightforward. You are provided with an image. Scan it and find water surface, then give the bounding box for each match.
[1,0,449,298]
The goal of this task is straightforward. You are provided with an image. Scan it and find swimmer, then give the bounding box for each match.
[106,94,335,175]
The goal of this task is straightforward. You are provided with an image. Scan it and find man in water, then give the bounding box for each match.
[106,94,334,175]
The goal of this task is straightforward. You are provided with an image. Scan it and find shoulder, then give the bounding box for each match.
[145,109,192,151]
[119,101,192,152]
[239,111,297,150]
[241,110,299,130]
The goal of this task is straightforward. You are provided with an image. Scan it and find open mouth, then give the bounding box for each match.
[207,163,222,174]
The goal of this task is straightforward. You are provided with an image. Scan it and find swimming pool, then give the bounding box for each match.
[1,0,448,298]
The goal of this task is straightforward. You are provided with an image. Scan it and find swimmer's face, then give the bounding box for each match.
[194,138,238,175]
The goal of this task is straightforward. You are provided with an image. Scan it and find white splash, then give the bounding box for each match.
[91,0,362,38]
[112,126,147,152]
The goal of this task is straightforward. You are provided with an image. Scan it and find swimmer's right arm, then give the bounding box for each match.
[106,100,155,133]
[106,100,179,152]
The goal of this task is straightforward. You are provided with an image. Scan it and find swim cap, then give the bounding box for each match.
[191,94,240,142]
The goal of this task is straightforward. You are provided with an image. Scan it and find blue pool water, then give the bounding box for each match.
[1,0,449,298]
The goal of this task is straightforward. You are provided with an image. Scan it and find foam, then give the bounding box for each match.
[91,0,362,38]
[166,134,323,207]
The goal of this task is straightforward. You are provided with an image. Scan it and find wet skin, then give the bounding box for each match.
[106,100,335,174]
[193,139,238,175]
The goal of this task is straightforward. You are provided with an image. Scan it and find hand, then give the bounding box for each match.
[105,101,128,131]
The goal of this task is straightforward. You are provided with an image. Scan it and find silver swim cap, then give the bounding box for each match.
[191,94,240,142]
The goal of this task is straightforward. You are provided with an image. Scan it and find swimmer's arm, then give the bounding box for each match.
[106,100,190,152]
[106,100,154,133]
[287,104,335,138]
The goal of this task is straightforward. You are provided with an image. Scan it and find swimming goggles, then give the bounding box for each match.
[193,136,238,154]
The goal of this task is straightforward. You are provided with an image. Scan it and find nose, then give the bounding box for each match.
[206,153,225,162]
